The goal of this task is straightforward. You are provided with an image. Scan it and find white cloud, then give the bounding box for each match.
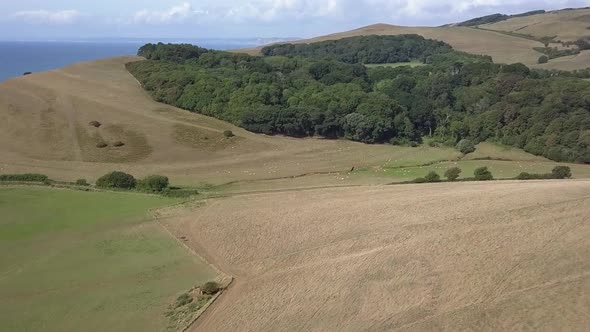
[223,0,343,21]
[12,9,82,24]
[133,2,207,24]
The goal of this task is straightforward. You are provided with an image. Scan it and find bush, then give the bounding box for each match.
[223,130,235,138]
[113,141,125,147]
[137,175,169,192]
[201,281,220,295]
[456,139,476,154]
[96,142,108,148]
[75,179,90,186]
[89,121,102,128]
[552,166,572,179]
[175,293,193,308]
[537,55,549,64]
[474,167,493,181]
[424,171,441,182]
[96,171,136,189]
[0,173,49,182]
[444,167,462,181]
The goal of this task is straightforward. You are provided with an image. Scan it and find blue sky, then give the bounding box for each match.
[1,0,590,40]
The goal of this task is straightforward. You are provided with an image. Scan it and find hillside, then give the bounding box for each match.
[130,41,590,164]
[237,8,590,71]
[2,56,589,190]
[0,57,487,188]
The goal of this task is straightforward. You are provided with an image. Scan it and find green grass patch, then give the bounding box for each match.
[381,145,461,168]
[0,187,216,332]
[354,160,590,181]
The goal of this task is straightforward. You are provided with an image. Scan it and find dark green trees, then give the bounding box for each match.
[128,35,590,163]
[538,55,549,64]
[456,139,476,154]
[137,175,170,192]
[552,166,572,179]
[96,171,136,189]
[474,167,494,181]
[444,167,462,181]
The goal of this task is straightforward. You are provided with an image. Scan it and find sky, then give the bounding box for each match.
[1,0,590,40]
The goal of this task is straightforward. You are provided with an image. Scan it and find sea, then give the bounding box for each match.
[0,38,285,82]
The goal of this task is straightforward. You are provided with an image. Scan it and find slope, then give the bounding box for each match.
[237,8,590,71]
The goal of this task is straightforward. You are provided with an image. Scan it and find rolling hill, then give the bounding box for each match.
[237,8,590,71]
[1,54,589,190]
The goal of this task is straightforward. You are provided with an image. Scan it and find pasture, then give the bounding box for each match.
[0,187,217,332]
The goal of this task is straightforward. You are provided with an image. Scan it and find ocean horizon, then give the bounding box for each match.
[0,38,292,82]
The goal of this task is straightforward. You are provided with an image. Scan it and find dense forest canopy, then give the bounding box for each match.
[129,37,590,163]
[261,35,452,64]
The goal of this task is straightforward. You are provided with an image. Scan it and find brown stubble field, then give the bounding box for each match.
[160,180,590,331]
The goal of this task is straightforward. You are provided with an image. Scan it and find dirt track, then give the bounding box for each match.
[161,180,590,331]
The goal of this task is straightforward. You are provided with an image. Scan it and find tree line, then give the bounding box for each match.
[129,37,590,163]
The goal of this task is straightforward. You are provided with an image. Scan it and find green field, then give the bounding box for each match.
[353,142,590,181]
[364,61,425,68]
[0,187,216,332]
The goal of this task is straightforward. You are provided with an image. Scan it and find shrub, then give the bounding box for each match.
[516,172,533,180]
[474,167,493,181]
[412,177,427,183]
[75,179,89,186]
[223,130,235,138]
[175,293,193,308]
[137,175,169,192]
[113,141,125,147]
[96,142,108,148]
[552,166,572,179]
[537,55,549,64]
[516,172,555,180]
[96,171,136,189]
[89,121,102,128]
[0,173,49,182]
[424,171,441,182]
[456,139,476,154]
[444,167,462,181]
[201,281,220,295]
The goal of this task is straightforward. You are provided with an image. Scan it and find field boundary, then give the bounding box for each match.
[149,204,234,332]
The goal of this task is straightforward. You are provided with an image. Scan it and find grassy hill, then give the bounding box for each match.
[1,56,589,192]
[237,8,590,71]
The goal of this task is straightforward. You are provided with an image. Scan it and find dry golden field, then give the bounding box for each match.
[160,180,590,332]
[480,9,590,42]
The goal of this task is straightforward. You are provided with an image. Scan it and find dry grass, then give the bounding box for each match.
[160,180,590,332]
[480,9,590,42]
